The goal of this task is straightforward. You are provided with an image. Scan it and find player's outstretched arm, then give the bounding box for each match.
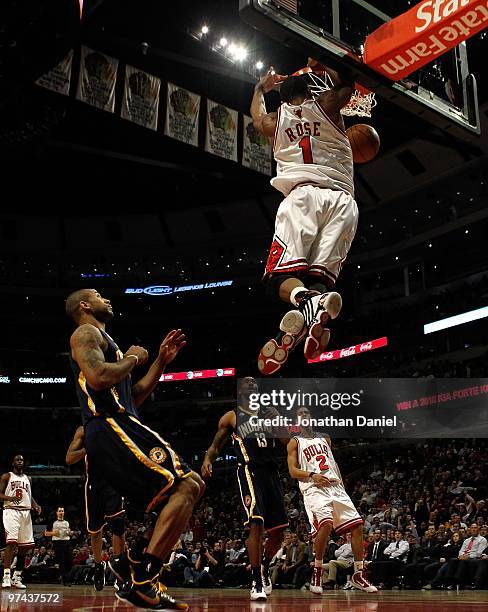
[132,329,186,408]
[71,324,147,391]
[0,472,17,502]
[314,61,354,128]
[287,439,331,487]
[251,68,283,137]
[66,426,86,466]
[201,410,235,479]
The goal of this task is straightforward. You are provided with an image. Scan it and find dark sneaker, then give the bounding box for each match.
[93,561,106,591]
[261,565,272,596]
[258,310,306,375]
[109,553,132,588]
[117,580,187,609]
[299,291,341,360]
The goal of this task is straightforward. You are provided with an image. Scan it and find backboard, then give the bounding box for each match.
[239,0,480,140]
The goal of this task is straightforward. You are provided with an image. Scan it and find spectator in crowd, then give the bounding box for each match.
[423,531,463,589]
[323,532,354,590]
[368,529,409,588]
[443,523,487,589]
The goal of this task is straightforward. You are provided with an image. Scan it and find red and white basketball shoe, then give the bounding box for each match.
[309,566,323,594]
[258,310,307,375]
[298,291,342,360]
[350,571,378,593]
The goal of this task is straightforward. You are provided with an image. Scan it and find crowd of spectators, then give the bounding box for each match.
[1,439,487,591]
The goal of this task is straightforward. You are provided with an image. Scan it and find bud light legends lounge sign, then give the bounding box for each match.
[125,280,233,296]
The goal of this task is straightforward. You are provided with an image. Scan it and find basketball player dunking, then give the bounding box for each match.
[66,288,205,610]
[251,62,358,375]
[287,407,376,594]
[201,377,288,601]
[66,426,127,591]
[1,455,42,589]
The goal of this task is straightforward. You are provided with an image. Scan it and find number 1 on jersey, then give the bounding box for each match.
[299,135,314,164]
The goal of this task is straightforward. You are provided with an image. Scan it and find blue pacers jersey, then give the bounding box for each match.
[70,329,139,425]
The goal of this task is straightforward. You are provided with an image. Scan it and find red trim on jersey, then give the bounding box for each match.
[314,101,348,138]
[273,105,282,151]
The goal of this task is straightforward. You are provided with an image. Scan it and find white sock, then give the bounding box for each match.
[3,569,10,576]
[354,561,364,572]
[290,286,307,307]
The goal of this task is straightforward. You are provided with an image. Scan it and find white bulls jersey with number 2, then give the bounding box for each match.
[271,99,354,198]
[296,435,341,493]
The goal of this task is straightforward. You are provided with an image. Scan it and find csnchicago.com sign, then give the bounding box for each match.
[125,280,233,296]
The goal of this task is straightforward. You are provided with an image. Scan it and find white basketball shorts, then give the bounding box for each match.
[264,185,358,287]
[303,483,363,539]
[3,509,34,546]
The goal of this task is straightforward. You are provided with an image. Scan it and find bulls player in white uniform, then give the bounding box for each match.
[251,63,358,375]
[287,408,376,594]
[0,455,42,589]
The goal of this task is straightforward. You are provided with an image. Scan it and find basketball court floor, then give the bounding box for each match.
[2,586,488,611]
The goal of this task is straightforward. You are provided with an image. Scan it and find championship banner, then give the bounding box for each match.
[205,99,238,162]
[364,0,488,80]
[242,115,272,175]
[164,83,200,147]
[76,46,118,112]
[121,65,160,131]
[36,50,74,96]
[307,337,388,363]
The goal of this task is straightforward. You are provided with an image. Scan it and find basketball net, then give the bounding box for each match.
[292,66,376,118]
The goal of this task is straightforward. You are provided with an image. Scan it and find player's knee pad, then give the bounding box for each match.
[109,516,125,536]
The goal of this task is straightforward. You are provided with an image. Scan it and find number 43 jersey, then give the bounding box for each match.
[271,99,354,198]
[232,407,280,468]
[295,435,342,493]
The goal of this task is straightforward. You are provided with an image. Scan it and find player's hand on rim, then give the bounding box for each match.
[256,66,287,93]
[124,345,149,365]
[158,329,187,366]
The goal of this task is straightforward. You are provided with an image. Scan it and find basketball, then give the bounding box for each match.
[346,124,380,164]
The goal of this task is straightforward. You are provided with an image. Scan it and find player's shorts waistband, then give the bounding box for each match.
[3,507,32,511]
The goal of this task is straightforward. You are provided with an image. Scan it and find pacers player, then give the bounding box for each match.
[201,377,288,601]
[1,455,42,589]
[66,288,205,610]
[66,426,127,591]
[251,63,358,374]
[287,407,376,594]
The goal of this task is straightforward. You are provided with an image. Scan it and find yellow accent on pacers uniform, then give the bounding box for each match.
[128,415,189,478]
[78,373,99,415]
[105,418,175,487]
[232,432,250,463]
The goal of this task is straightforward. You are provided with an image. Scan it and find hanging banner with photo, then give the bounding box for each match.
[242,114,272,175]
[121,65,160,131]
[205,99,238,162]
[76,46,118,112]
[164,83,200,147]
[36,50,74,96]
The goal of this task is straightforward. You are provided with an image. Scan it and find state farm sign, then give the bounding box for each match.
[364,0,488,80]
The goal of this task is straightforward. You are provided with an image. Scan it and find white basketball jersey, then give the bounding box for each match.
[271,100,354,198]
[3,472,32,510]
[296,435,341,493]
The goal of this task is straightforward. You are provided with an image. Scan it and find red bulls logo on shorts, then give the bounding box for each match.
[265,237,286,274]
